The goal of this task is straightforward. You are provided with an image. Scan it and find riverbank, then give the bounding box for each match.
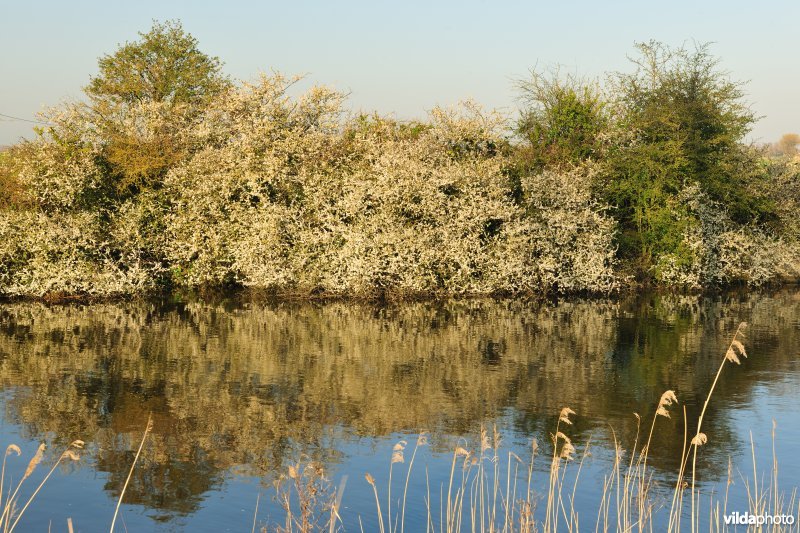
[2,278,799,306]
[3,29,800,302]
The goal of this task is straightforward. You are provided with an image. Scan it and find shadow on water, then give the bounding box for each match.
[0,290,798,528]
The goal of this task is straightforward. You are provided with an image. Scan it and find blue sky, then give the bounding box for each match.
[1,0,797,144]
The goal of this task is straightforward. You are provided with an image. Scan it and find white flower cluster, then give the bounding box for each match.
[655,184,800,287]
[0,76,620,297]
[161,77,618,296]
[0,211,154,297]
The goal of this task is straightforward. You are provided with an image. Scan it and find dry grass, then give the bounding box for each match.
[0,416,151,532]
[0,324,796,532]
[275,460,336,533]
[257,322,798,532]
[110,414,153,533]
[0,440,84,532]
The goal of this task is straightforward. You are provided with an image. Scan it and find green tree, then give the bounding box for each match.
[87,20,230,192]
[87,20,228,107]
[516,70,608,171]
[599,41,772,270]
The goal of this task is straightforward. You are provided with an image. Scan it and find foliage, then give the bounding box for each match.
[654,184,800,287]
[0,28,798,297]
[164,82,618,296]
[0,210,156,297]
[510,167,618,292]
[0,148,32,210]
[757,157,800,239]
[86,20,228,107]
[516,70,608,170]
[512,43,782,281]
[0,71,620,298]
[601,42,773,266]
[15,104,112,213]
[86,20,230,193]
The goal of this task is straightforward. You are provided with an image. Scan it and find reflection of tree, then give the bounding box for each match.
[98,443,219,516]
[0,292,797,516]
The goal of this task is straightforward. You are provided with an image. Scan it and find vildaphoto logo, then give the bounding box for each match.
[724,511,795,526]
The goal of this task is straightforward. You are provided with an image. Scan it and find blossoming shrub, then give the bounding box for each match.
[4,74,797,298]
[17,76,800,297]
[509,169,619,293]
[761,158,800,241]
[0,210,155,297]
[655,184,800,287]
[4,75,798,298]
[0,105,165,297]
[162,77,619,296]
[13,106,111,214]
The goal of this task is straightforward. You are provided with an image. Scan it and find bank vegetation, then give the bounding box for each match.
[1,22,799,299]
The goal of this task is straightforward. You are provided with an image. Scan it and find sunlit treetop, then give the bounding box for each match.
[85,20,230,107]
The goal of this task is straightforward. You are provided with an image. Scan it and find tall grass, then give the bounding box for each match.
[0,440,84,532]
[0,417,150,533]
[0,324,796,532]
[110,414,153,533]
[259,322,798,532]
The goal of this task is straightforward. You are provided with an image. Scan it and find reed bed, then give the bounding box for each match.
[266,418,795,533]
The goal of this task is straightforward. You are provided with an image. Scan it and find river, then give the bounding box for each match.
[0,291,798,531]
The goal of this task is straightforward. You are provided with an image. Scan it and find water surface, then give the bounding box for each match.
[0,291,798,530]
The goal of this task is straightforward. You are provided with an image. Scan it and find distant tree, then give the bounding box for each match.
[86,20,230,193]
[770,133,800,158]
[86,20,228,107]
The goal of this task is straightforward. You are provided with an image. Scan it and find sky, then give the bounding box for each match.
[1,0,798,145]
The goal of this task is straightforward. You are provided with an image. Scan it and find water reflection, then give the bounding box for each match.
[0,291,798,527]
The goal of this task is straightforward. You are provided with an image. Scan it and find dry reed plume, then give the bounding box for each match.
[0,439,84,532]
[0,323,795,532]
[254,322,797,532]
